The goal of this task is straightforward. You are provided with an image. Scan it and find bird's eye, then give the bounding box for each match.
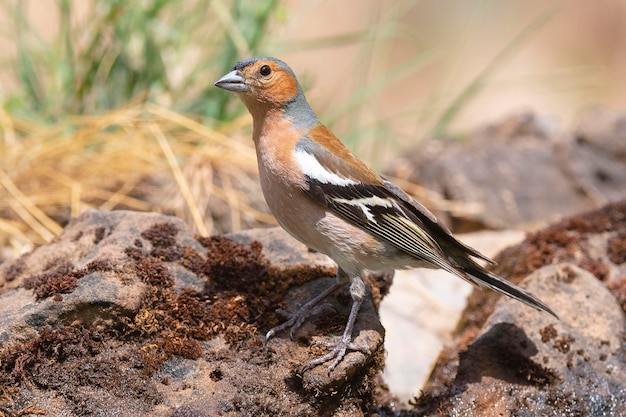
[259,65,271,77]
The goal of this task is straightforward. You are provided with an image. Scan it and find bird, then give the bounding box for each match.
[214,57,557,373]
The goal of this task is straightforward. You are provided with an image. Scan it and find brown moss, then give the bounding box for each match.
[0,325,104,385]
[114,230,282,376]
[22,263,83,300]
[152,244,185,262]
[458,201,626,333]
[493,201,626,282]
[0,327,163,413]
[124,246,145,261]
[607,230,626,265]
[266,264,337,298]
[139,222,187,262]
[158,331,204,360]
[2,222,276,398]
[553,335,575,354]
[0,220,348,415]
[540,324,558,343]
[578,256,610,281]
[141,222,179,248]
[198,236,269,293]
[180,245,206,276]
[133,258,174,287]
[84,259,115,274]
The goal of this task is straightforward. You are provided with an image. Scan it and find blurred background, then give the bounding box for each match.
[0,0,624,402]
[1,0,625,256]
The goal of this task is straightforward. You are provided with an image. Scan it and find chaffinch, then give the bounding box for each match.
[215,57,557,373]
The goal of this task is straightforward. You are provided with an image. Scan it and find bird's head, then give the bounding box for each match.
[215,57,314,123]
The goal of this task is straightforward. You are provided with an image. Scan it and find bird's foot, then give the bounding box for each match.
[265,277,368,375]
[303,296,367,374]
[265,281,344,342]
[304,335,370,375]
[265,302,336,341]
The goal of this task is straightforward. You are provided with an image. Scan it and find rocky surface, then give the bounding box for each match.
[388,109,626,231]
[411,264,626,416]
[0,210,388,417]
[395,201,626,417]
[380,230,526,402]
[0,199,624,416]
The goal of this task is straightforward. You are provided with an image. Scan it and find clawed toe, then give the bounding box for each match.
[303,298,366,374]
[304,337,370,375]
[266,302,336,341]
[265,315,298,341]
[265,282,344,342]
[264,282,368,374]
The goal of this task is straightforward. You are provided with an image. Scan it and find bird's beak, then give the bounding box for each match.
[214,70,249,92]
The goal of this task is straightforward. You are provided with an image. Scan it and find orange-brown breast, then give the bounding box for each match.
[252,109,308,188]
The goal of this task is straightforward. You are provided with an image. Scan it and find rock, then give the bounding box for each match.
[568,108,626,203]
[412,264,626,416]
[572,108,626,158]
[457,200,626,332]
[2,168,625,416]
[0,209,386,417]
[388,110,626,231]
[380,229,526,402]
[401,201,626,417]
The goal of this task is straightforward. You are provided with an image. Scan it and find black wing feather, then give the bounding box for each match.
[296,141,556,317]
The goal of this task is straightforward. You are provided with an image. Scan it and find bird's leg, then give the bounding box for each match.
[265,268,348,341]
[304,275,370,374]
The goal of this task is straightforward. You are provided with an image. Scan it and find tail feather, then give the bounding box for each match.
[460,262,558,319]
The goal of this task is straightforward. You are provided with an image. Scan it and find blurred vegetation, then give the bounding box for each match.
[1,0,276,122]
[0,0,285,257]
[0,0,563,259]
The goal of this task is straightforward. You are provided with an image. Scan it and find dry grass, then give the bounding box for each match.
[0,102,275,259]
[0,101,484,265]
[0,101,478,262]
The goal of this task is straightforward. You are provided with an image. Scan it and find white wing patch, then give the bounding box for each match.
[332,196,399,223]
[293,148,358,186]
